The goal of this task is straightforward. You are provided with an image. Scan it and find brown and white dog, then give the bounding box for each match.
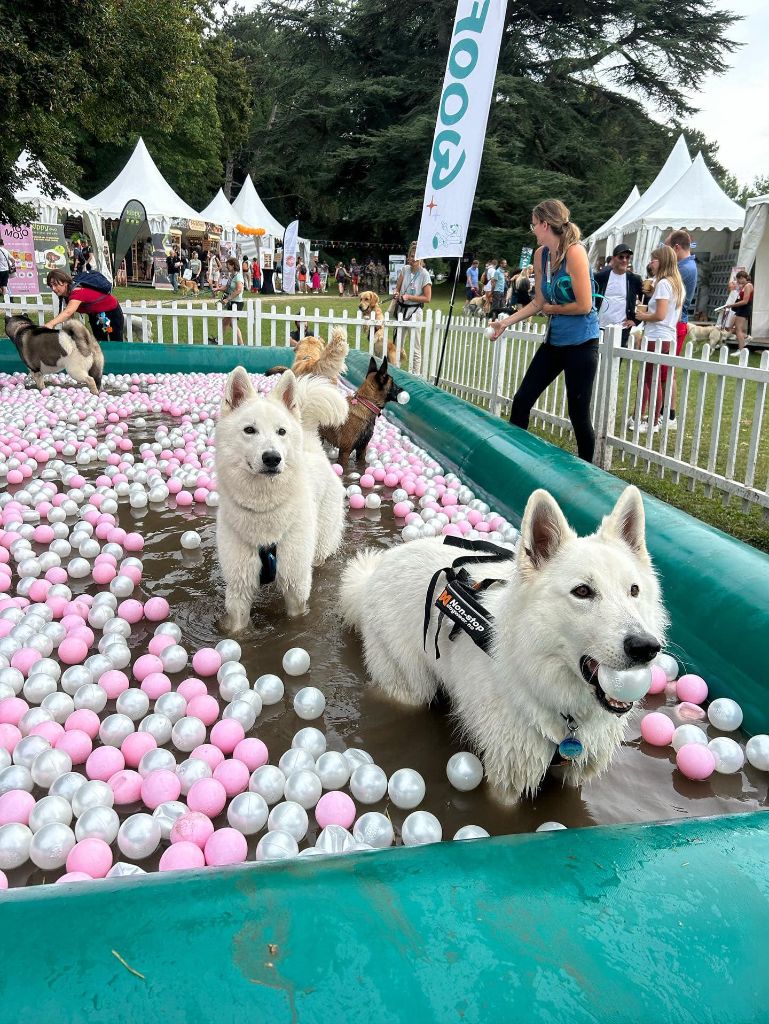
[178,276,201,297]
[4,314,104,394]
[266,326,349,383]
[358,291,398,363]
[320,355,404,467]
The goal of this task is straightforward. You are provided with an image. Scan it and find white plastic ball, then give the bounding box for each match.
[138,713,173,745]
[672,724,709,752]
[109,575,135,598]
[283,769,323,810]
[215,638,242,663]
[160,644,188,674]
[342,749,374,771]
[30,821,76,869]
[117,813,161,859]
[154,622,182,642]
[29,795,73,832]
[171,716,207,753]
[219,673,249,703]
[254,674,284,705]
[31,748,72,789]
[293,686,326,721]
[24,674,57,704]
[13,735,51,769]
[536,821,568,832]
[137,748,176,778]
[49,772,86,803]
[292,727,326,759]
[446,751,484,792]
[176,757,212,796]
[396,390,410,405]
[73,683,108,714]
[223,699,256,731]
[707,698,743,733]
[227,792,268,835]
[315,752,350,790]
[116,688,150,721]
[401,810,442,846]
[267,800,309,841]
[41,692,75,723]
[365,493,381,509]
[255,829,298,862]
[99,714,135,748]
[746,735,769,771]
[75,805,120,844]
[107,861,147,878]
[353,811,394,848]
[155,691,187,725]
[249,765,286,805]
[314,824,356,854]
[0,822,33,870]
[282,648,310,676]
[654,652,679,681]
[72,780,114,818]
[387,768,426,809]
[453,825,490,840]
[350,764,388,804]
[180,531,202,550]
[278,748,315,776]
[708,737,745,774]
[152,800,187,840]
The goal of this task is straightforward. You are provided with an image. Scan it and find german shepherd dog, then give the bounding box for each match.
[320,355,403,467]
[4,314,104,394]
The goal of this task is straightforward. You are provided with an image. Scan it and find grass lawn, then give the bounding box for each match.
[110,283,769,552]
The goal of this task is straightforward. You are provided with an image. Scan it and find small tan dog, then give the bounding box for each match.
[178,276,200,297]
[358,291,398,363]
[266,326,349,383]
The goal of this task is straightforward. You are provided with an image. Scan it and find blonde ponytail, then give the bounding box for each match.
[532,199,582,270]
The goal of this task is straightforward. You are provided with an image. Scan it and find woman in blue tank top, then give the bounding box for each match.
[490,199,600,461]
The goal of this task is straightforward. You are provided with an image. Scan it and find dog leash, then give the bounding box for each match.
[423,536,514,660]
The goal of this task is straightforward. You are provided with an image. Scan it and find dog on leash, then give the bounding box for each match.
[215,367,347,631]
[4,314,104,394]
[462,295,487,318]
[319,355,404,468]
[266,326,349,383]
[358,290,398,363]
[178,277,201,297]
[686,323,731,349]
[340,486,667,804]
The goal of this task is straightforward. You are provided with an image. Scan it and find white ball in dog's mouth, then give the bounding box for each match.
[396,390,410,405]
[597,664,652,702]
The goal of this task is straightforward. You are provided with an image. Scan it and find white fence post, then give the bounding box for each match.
[594,325,620,469]
[489,333,505,418]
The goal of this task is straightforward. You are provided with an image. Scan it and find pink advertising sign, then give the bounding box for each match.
[1,223,38,296]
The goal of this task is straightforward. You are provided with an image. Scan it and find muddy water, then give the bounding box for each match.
[6,415,768,888]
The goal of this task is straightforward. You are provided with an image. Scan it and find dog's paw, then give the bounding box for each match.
[218,613,251,635]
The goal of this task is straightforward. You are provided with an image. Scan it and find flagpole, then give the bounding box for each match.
[434,256,461,387]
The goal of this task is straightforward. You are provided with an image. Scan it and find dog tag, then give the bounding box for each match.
[558,734,584,760]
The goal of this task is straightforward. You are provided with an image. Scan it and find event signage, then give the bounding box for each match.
[114,200,149,283]
[282,220,299,294]
[31,222,68,294]
[388,255,405,295]
[1,222,37,296]
[518,245,533,269]
[415,0,507,259]
[151,232,173,290]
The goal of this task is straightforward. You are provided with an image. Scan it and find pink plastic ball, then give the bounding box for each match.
[393,502,411,518]
[170,811,215,849]
[99,670,130,699]
[141,672,172,700]
[190,743,225,770]
[133,654,163,682]
[674,701,708,723]
[121,731,157,768]
[124,533,144,552]
[204,828,248,866]
[0,697,29,726]
[213,758,250,797]
[210,719,245,755]
[676,743,716,781]
[58,636,89,665]
[0,870,9,889]
[144,597,170,622]
[0,723,23,753]
[109,769,143,804]
[141,769,181,810]
[0,789,36,825]
[384,473,399,488]
[647,665,668,695]
[56,872,92,884]
[187,777,227,817]
[676,674,708,705]
[117,599,144,624]
[148,634,176,656]
[92,563,117,585]
[187,694,220,727]
[359,474,375,489]
[191,648,222,677]
[233,738,268,771]
[31,721,64,745]
[315,791,356,829]
[178,678,208,702]
[640,712,675,746]
[86,746,125,782]
[349,493,365,510]
[159,841,206,871]
[66,838,113,878]
[65,709,100,739]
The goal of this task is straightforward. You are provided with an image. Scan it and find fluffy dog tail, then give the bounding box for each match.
[316,326,348,377]
[295,374,348,432]
[339,549,383,631]
[265,365,290,375]
[61,320,98,358]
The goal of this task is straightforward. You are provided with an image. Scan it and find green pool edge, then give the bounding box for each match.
[2,341,767,1022]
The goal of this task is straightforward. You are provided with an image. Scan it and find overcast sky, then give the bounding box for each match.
[684,0,766,185]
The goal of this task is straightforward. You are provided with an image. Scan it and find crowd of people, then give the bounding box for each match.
[465,257,535,317]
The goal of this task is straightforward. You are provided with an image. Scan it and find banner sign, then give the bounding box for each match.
[31,222,67,294]
[151,232,173,290]
[415,0,507,259]
[282,220,299,294]
[1,222,38,296]
[389,254,405,295]
[114,200,149,283]
[518,245,533,269]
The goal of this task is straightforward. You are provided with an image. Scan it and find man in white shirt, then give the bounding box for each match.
[594,244,644,347]
[393,244,432,374]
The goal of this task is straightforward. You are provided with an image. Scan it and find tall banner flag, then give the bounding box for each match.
[282,220,299,294]
[114,199,149,282]
[415,0,507,259]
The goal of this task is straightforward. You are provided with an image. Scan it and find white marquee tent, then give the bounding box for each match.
[586,186,640,261]
[622,152,745,274]
[89,138,203,233]
[231,174,285,244]
[13,151,111,278]
[199,189,240,241]
[737,195,769,339]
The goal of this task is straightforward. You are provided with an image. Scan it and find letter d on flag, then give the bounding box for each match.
[415,0,507,260]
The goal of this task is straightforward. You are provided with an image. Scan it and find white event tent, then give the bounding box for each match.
[231,174,285,244]
[621,152,745,274]
[586,186,641,261]
[199,189,240,242]
[89,137,204,233]
[737,195,769,339]
[13,150,111,278]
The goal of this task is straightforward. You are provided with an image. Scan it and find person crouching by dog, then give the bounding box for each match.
[392,243,432,374]
[213,257,245,345]
[594,244,644,347]
[490,199,600,462]
[45,269,125,342]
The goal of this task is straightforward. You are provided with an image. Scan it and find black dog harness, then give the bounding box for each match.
[422,536,514,660]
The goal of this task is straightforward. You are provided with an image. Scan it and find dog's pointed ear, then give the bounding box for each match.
[367,355,377,375]
[222,366,255,415]
[599,486,649,561]
[377,356,389,380]
[271,368,300,415]
[517,489,574,573]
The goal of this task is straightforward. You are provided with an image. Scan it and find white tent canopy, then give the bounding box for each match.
[738,194,769,339]
[89,137,202,232]
[231,175,285,241]
[625,152,745,273]
[586,186,640,260]
[13,150,110,280]
[199,189,240,242]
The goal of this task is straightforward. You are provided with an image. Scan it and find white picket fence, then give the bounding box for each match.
[3,294,769,512]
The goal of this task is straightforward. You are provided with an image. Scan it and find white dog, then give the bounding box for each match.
[340,486,667,804]
[125,315,154,341]
[215,367,347,631]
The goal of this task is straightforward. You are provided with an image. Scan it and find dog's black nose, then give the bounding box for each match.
[624,633,661,663]
[262,450,282,469]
